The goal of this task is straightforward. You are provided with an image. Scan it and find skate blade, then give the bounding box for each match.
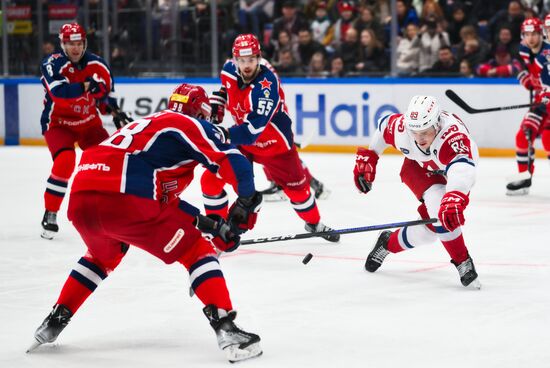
[466,278,482,290]
[263,193,287,202]
[41,229,56,240]
[225,342,262,363]
[506,187,530,196]
[26,339,42,353]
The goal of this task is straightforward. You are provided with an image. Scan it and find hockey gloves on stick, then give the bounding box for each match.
[228,192,263,234]
[353,147,379,193]
[86,73,108,100]
[438,191,469,232]
[195,214,240,252]
[517,70,533,91]
[209,87,227,124]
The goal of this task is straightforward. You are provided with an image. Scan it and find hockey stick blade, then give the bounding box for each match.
[241,218,436,245]
[445,89,534,114]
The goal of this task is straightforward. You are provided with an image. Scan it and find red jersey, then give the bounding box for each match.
[40,51,116,133]
[221,60,295,157]
[71,110,255,203]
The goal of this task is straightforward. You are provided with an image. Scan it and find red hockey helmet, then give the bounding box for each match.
[521,18,543,34]
[545,14,550,27]
[168,83,212,119]
[232,34,261,58]
[59,23,87,58]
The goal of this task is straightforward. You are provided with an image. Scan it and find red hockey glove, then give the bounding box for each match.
[228,192,263,234]
[86,73,108,100]
[353,147,379,193]
[195,214,240,252]
[438,191,469,232]
[517,70,533,91]
[209,87,227,124]
[520,115,542,138]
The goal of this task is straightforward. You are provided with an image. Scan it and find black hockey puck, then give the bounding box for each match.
[302,253,313,264]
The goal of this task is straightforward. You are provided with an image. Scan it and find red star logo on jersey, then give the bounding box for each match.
[259,77,272,90]
[232,103,248,121]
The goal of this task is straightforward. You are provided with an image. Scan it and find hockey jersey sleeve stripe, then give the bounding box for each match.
[177,200,200,217]
[444,157,475,175]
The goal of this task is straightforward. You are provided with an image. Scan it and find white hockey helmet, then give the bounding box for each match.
[404,95,441,132]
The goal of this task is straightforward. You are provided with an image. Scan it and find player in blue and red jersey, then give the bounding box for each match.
[40,23,130,239]
[507,17,550,194]
[27,84,263,363]
[202,34,339,242]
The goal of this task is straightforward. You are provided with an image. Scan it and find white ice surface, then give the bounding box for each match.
[1,147,549,368]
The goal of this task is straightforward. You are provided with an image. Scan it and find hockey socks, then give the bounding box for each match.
[187,256,232,311]
[56,257,108,314]
[286,189,320,225]
[441,232,469,265]
[44,149,76,212]
[202,190,229,219]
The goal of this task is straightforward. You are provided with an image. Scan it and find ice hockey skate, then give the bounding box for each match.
[203,305,262,363]
[310,177,331,200]
[451,256,481,289]
[27,304,72,353]
[41,210,59,239]
[365,231,391,272]
[259,181,287,202]
[506,177,531,196]
[304,222,340,242]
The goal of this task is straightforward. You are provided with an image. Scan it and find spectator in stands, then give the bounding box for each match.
[270,29,300,64]
[396,23,420,75]
[271,1,310,46]
[110,46,127,76]
[325,0,357,52]
[488,0,524,44]
[476,43,522,77]
[337,27,360,72]
[455,25,490,70]
[447,2,472,46]
[276,48,302,76]
[355,29,387,73]
[420,0,446,24]
[238,0,274,40]
[395,0,419,37]
[353,5,385,43]
[297,28,326,69]
[422,46,460,76]
[492,25,520,58]
[41,40,57,58]
[413,15,450,72]
[310,1,332,45]
[460,59,475,78]
[329,54,345,77]
[307,51,329,77]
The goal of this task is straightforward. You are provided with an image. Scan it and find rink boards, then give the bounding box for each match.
[0,78,532,154]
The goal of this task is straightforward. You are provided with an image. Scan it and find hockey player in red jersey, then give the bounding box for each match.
[40,23,130,239]
[507,18,550,195]
[27,84,263,363]
[354,95,481,289]
[202,33,339,242]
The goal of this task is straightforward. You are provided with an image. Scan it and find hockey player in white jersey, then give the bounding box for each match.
[353,95,481,289]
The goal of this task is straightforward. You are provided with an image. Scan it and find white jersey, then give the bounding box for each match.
[369,111,479,195]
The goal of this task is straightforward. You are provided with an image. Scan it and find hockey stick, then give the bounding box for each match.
[240,218,437,245]
[445,89,535,114]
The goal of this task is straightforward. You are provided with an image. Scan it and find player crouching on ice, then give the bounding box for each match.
[353,95,481,289]
[27,83,262,362]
